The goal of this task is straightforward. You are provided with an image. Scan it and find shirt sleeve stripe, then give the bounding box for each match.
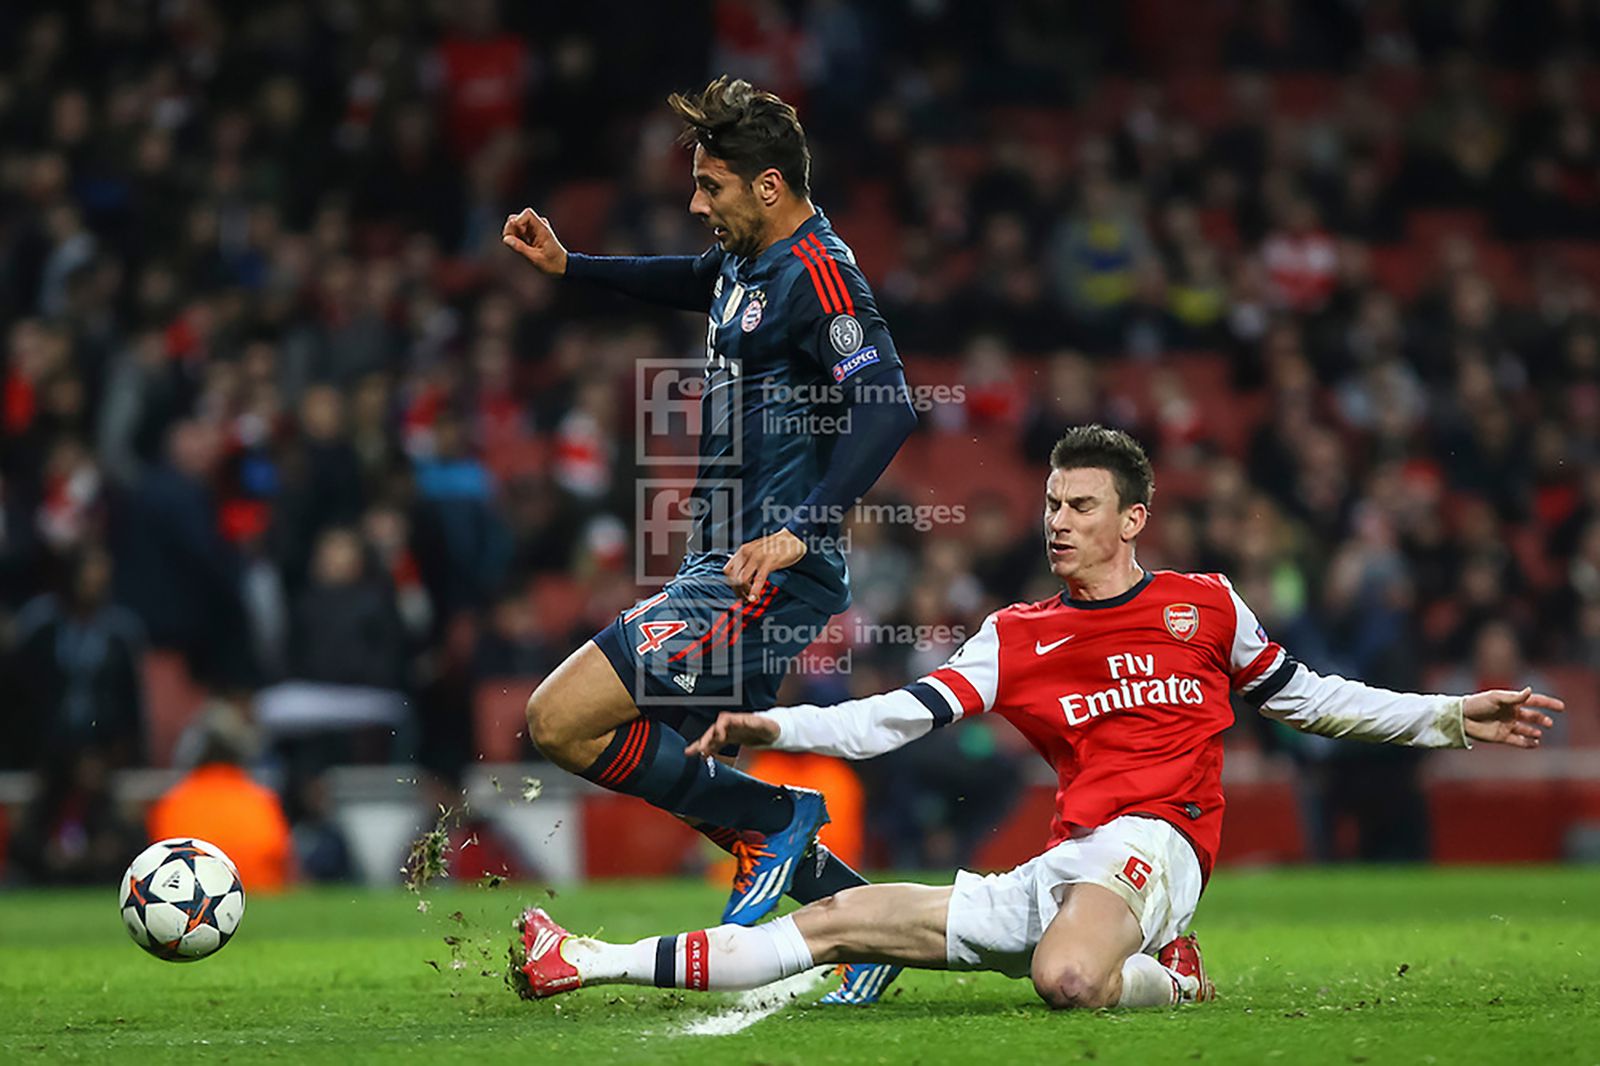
[1238,655,1300,709]
[920,675,967,720]
[1234,644,1285,691]
[928,668,985,716]
[790,244,838,313]
[805,234,856,315]
[796,240,847,313]
[903,681,955,728]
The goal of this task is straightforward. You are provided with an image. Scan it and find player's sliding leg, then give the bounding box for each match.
[514,881,1204,1008]
[513,884,950,998]
[692,809,902,1003]
[1029,882,1201,1008]
[525,642,828,921]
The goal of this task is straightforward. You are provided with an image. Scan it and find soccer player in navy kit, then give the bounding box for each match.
[502,77,916,1003]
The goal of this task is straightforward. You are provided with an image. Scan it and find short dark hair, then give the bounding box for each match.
[667,76,811,197]
[1048,425,1155,510]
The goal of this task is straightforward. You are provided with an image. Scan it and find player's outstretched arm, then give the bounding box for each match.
[503,206,720,311]
[685,711,781,755]
[1255,664,1565,751]
[1461,686,1564,748]
[684,686,945,761]
[686,612,999,760]
[1226,580,1564,752]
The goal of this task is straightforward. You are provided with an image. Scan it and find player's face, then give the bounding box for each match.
[689,147,764,257]
[1043,466,1144,582]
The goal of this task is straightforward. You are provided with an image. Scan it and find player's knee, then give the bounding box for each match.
[1032,960,1113,1011]
[525,685,573,761]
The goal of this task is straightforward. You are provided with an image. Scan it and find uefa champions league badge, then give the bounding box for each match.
[828,314,863,355]
[740,291,766,332]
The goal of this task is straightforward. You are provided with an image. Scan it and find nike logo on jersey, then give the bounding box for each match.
[1035,635,1076,655]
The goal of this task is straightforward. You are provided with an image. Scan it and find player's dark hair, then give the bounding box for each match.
[1049,425,1155,510]
[668,76,811,197]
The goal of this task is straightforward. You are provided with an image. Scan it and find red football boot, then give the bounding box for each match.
[1156,932,1216,1003]
[511,907,582,1000]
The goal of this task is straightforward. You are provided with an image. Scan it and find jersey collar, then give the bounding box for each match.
[1059,569,1154,610]
[747,208,827,270]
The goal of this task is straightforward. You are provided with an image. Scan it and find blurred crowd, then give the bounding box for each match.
[3,0,1600,879]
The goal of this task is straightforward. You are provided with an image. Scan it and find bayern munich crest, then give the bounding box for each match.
[1164,603,1199,641]
[740,295,764,332]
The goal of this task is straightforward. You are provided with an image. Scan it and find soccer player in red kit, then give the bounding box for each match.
[512,425,1564,1010]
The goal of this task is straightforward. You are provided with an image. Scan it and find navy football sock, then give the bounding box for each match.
[697,826,868,903]
[580,717,795,834]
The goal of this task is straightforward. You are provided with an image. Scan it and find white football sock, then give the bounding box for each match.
[1115,951,1192,1007]
[567,916,815,991]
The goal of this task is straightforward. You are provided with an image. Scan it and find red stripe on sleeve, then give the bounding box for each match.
[929,668,985,715]
[1233,644,1284,691]
[806,235,855,315]
[796,240,847,313]
[790,245,837,312]
[684,929,710,990]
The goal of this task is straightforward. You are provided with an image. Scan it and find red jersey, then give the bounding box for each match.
[918,570,1288,878]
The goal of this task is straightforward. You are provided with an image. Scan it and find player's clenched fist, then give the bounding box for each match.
[685,712,781,757]
[502,208,568,275]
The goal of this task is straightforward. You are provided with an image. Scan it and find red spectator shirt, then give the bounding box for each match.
[435,33,529,159]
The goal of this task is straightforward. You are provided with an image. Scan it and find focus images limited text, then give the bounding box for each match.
[760,380,967,436]
[759,619,969,676]
[762,500,968,535]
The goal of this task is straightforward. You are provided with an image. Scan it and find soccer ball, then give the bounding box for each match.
[119,838,246,962]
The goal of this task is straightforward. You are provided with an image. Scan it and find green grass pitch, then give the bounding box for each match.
[1,867,1596,1064]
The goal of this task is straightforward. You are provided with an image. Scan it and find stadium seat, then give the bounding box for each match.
[1167,71,1232,128]
[1542,665,1600,747]
[1274,74,1340,120]
[579,792,702,878]
[141,651,210,768]
[473,677,540,763]
[546,180,617,252]
[483,431,547,483]
[1406,209,1489,250]
[531,575,590,642]
[1368,244,1427,303]
[1535,240,1600,291]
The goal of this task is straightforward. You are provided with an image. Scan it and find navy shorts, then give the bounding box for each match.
[593,567,831,739]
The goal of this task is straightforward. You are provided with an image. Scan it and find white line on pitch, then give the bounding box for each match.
[672,967,829,1037]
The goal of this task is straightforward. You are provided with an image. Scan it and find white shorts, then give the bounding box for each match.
[945,815,1204,979]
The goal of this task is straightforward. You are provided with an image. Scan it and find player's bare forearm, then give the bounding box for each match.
[685,712,780,757]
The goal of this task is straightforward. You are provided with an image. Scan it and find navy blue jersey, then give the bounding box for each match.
[684,210,903,613]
